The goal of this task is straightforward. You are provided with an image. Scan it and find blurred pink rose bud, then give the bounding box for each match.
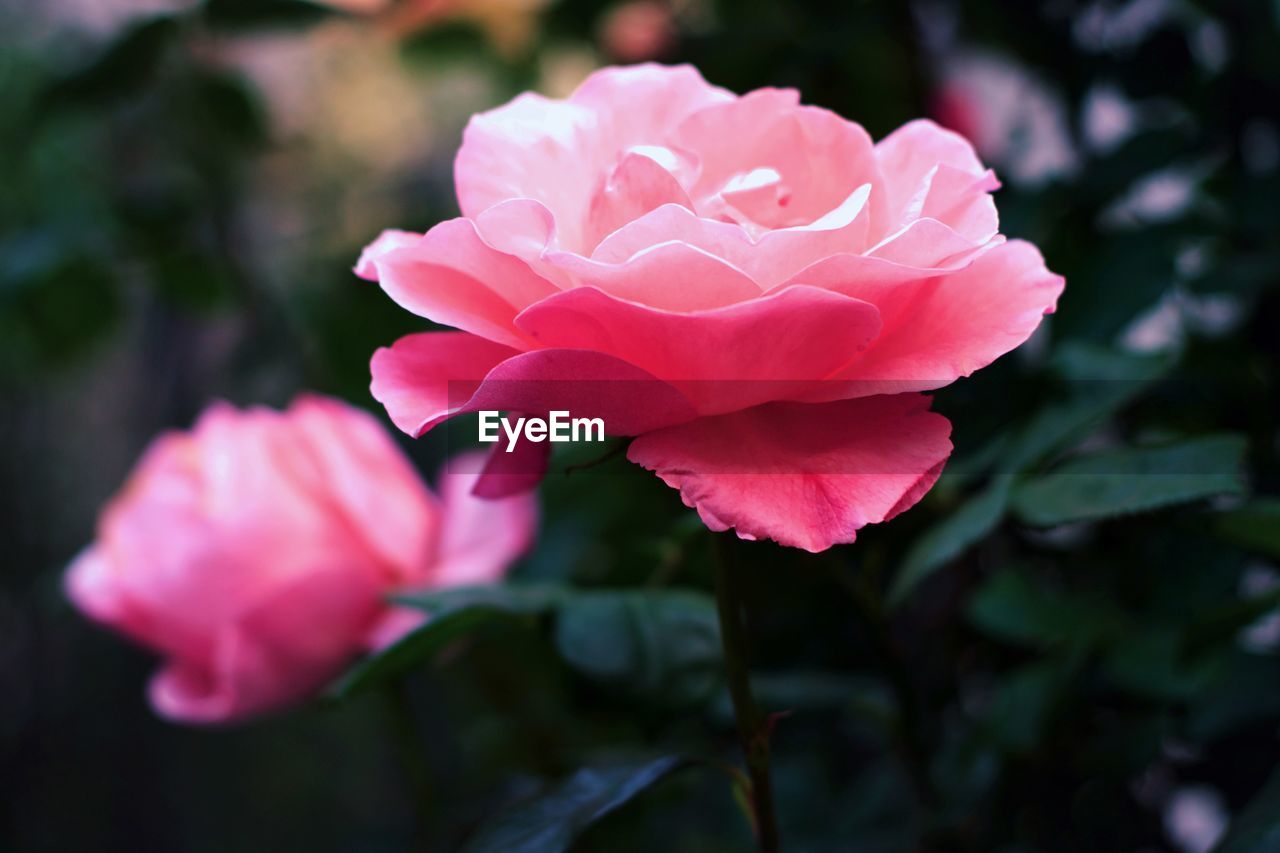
[65,395,537,725]
[600,0,676,62]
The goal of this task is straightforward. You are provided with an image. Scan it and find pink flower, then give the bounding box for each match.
[359,63,1064,553]
[65,396,537,724]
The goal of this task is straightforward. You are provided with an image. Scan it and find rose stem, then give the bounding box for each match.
[710,532,782,853]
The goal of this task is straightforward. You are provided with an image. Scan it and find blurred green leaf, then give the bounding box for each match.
[0,254,120,371]
[395,583,570,615]
[982,661,1073,752]
[334,585,721,706]
[1211,764,1280,853]
[38,16,179,110]
[1215,500,1280,559]
[1012,434,1248,527]
[200,0,334,29]
[968,569,1120,650]
[1102,628,1222,701]
[462,757,689,853]
[330,585,566,699]
[1004,344,1173,472]
[181,68,270,151]
[1184,587,1280,659]
[329,605,536,699]
[1188,653,1280,742]
[889,476,1013,607]
[554,590,721,707]
[710,673,894,732]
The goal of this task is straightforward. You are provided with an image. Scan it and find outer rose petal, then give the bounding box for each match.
[363,218,558,349]
[515,284,882,416]
[370,332,522,437]
[354,229,421,281]
[627,395,953,552]
[371,331,699,437]
[65,546,127,625]
[832,239,1065,394]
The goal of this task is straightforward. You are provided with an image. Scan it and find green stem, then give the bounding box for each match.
[383,683,435,848]
[710,533,781,853]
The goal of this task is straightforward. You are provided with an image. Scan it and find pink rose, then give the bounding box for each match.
[65,396,537,724]
[358,63,1063,552]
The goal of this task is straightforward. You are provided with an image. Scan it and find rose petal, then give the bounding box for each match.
[867,218,995,268]
[585,149,695,251]
[545,241,762,311]
[589,186,875,290]
[675,94,883,230]
[471,438,552,499]
[473,198,573,287]
[370,332,522,437]
[354,229,421,281]
[627,395,953,552]
[455,64,731,249]
[283,396,441,583]
[371,332,699,438]
[832,239,1065,394]
[432,451,539,580]
[516,284,882,415]
[149,562,382,724]
[363,218,558,349]
[875,119,989,232]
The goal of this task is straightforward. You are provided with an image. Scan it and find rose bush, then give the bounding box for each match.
[65,396,537,724]
[358,63,1064,552]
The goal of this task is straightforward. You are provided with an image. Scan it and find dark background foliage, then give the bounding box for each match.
[2,0,1279,850]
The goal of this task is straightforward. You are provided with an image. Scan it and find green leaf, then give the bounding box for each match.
[1211,764,1280,853]
[462,757,689,853]
[554,590,721,707]
[1215,500,1280,559]
[888,476,1013,607]
[1011,434,1248,527]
